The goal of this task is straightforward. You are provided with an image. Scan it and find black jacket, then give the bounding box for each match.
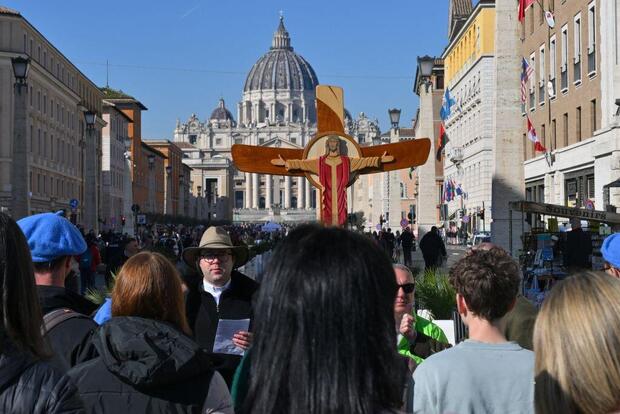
[0,340,84,413]
[68,317,219,414]
[186,270,259,386]
[37,285,98,372]
[419,232,447,261]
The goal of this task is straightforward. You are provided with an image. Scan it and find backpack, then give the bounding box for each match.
[79,247,93,270]
[40,308,89,336]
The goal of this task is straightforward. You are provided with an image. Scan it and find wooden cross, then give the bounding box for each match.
[232,85,431,226]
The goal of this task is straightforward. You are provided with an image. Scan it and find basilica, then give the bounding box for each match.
[173,17,381,222]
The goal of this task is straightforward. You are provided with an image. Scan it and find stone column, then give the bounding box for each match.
[491,0,525,256]
[252,173,259,208]
[297,177,305,208]
[284,176,291,208]
[245,172,252,208]
[305,180,312,209]
[11,80,29,219]
[265,175,272,208]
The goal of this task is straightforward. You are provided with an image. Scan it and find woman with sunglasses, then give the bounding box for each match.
[394,264,450,371]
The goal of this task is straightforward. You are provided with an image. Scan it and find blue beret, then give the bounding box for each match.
[601,233,620,269]
[17,212,87,262]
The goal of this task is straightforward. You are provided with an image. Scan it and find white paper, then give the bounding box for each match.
[213,319,250,356]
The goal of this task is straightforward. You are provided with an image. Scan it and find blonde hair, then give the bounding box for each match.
[112,251,190,335]
[534,271,620,414]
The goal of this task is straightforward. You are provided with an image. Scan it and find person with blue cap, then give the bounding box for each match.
[602,233,620,279]
[18,211,98,372]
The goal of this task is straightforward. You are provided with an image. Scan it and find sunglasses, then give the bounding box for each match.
[397,283,415,294]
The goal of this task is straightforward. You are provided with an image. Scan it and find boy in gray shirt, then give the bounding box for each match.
[413,247,534,414]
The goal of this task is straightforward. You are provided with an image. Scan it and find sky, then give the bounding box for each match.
[4,0,456,139]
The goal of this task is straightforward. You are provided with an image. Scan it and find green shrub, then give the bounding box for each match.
[415,269,456,320]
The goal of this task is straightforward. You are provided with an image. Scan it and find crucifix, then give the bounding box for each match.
[231,85,431,226]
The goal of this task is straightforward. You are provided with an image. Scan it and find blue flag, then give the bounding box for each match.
[440,88,456,121]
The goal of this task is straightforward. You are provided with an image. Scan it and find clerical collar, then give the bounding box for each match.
[202,279,231,306]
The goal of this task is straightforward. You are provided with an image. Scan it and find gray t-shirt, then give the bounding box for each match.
[412,340,534,414]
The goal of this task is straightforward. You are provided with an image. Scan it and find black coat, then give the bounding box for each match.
[186,270,259,386]
[419,232,447,263]
[37,285,98,372]
[68,317,218,414]
[0,340,85,413]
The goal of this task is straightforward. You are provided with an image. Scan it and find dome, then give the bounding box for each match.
[210,98,234,122]
[243,17,319,93]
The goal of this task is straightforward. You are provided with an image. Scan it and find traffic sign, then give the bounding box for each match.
[131,204,141,213]
[136,214,147,225]
[69,199,79,209]
[400,218,408,228]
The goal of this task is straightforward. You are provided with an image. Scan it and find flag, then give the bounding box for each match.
[520,57,534,103]
[527,116,547,152]
[455,184,463,196]
[440,88,456,121]
[436,123,449,161]
[518,0,536,22]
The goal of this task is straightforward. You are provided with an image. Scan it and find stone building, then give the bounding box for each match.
[0,6,103,231]
[441,0,496,234]
[522,0,609,217]
[173,17,383,223]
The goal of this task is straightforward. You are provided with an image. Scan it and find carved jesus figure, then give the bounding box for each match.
[271,136,394,226]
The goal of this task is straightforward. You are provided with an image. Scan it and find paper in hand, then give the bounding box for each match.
[213,318,250,356]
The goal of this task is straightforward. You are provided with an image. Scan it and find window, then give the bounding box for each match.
[563,113,568,147]
[30,125,33,151]
[539,44,546,104]
[37,128,41,155]
[530,53,536,109]
[50,99,54,118]
[588,1,596,74]
[561,25,568,91]
[234,138,243,145]
[541,124,546,149]
[577,107,582,142]
[291,137,297,144]
[551,119,557,150]
[591,99,597,135]
[215,138,222,145]
[574,14,582,83]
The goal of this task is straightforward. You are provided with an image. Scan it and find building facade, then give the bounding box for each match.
[522,0,603,218]
[147,140,184,216]
[441,0,496,234]
[101,100,132,231]
[0,6,103,230]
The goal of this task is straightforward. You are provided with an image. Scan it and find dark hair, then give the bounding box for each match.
[32,255,69,273]
[244,225,402,414]
[449,247,520,321]
[0,213,47,358]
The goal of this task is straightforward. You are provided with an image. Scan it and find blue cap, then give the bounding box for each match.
[17,212,87,262]
[601,233,620,269]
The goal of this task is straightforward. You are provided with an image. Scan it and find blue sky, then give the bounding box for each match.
[4,0,454,139]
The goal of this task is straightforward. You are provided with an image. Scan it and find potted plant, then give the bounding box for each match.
[415,268,457,344]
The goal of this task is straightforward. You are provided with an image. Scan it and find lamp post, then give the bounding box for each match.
[164,165,173,216]
[11,56,30,218]
[388,108,401,131]
[178,173,185,217]
[83,110,98,233]
[386,108,402,229]
[417,55,434,93]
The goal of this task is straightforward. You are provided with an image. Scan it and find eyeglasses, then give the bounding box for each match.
[397,283,415,294]
[200,251,232,262]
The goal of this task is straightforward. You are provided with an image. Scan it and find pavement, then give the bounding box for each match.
[405,243,468,273]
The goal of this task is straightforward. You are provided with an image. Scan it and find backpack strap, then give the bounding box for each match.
[41,308,89,336]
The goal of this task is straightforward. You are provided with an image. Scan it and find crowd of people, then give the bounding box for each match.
[1,209,620,413]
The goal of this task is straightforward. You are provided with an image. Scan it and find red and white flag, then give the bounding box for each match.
[518,0,536,22]
[527,116,547,152]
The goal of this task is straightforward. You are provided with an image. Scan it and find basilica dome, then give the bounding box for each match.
[243,17,319,93]
[210,98,234,121]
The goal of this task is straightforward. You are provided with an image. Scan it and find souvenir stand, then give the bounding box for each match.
[509,201,620,306]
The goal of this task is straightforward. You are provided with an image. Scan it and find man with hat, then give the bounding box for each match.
[602,233,620,278]
[184,226,258,387]
[18,212,98,372]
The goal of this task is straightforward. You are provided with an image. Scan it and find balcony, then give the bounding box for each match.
[448,147,464,164]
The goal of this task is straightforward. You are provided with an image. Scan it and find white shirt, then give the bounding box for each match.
[203,279,231,306]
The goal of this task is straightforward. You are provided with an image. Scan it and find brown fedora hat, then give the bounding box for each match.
[182,226,249,269]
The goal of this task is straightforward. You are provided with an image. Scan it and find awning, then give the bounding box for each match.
[603,179,620,188]
[509,200,620,224]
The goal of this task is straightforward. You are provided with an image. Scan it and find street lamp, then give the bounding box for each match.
[10,56,31,218]
[165,165,173,175]
[11,56,30,89]
[147,154,155,169]
[417,55,434,93]
[84,111,96,129]
[388,108,401,130]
